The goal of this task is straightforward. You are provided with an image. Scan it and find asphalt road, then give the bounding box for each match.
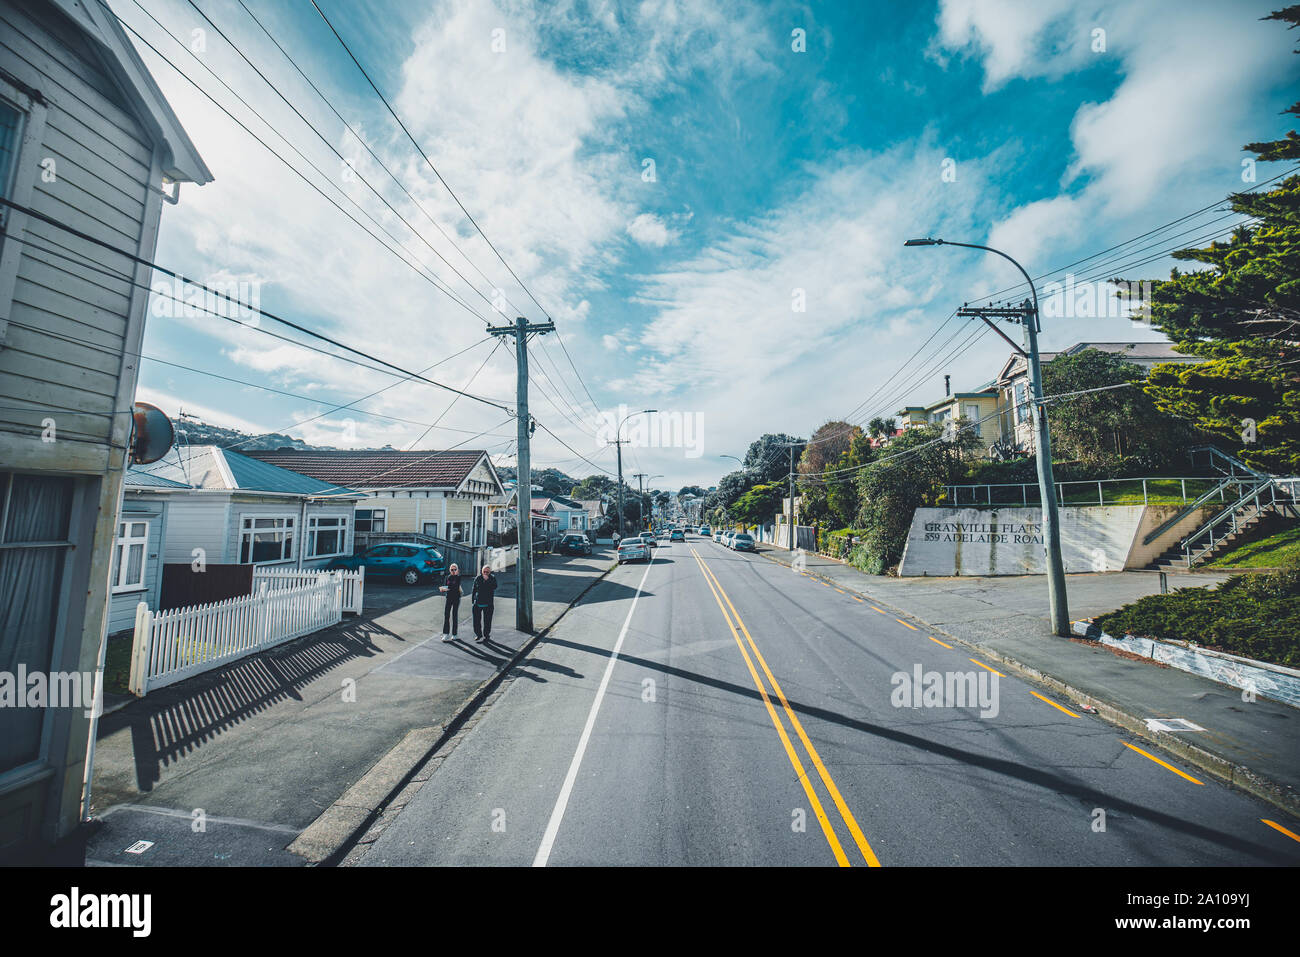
[350,535,1300,866]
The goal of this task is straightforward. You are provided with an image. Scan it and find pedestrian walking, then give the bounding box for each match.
[471,563,497,642]
[439,563,461,641]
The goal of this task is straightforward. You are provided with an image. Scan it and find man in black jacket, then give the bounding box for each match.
[471,564,497,643]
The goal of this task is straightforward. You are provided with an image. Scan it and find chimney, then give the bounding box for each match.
[944,374,951,397]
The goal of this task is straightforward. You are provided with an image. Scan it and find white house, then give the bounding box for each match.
[0,0,210,861]
[243,448,504,546]
[129,443,363,573]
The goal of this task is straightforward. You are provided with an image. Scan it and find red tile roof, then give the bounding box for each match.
[242,449,492,490]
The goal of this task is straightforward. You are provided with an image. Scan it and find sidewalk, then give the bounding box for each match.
[756,543,1300,816]
[83,549,615,866]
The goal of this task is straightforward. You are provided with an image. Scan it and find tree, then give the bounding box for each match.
[731,482,784,526]
[716,469,753,510]
[1040,349,1204,470]
[855,423,981,573]
[1132,7,1300,472]
[572,475,615,499]
[744,433,805,485]
[678,485,706,498]
[866,417,897,442]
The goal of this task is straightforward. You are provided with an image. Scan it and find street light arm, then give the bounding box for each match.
[926,239,1040,333]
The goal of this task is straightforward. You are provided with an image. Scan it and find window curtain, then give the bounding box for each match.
[0,475,74,773]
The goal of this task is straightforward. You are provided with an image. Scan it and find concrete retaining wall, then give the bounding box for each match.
[898,506,1147,576]
[1073,621,1300,710]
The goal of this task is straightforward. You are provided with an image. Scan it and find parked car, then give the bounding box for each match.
[330,543,444,585]
[723,531,737,547]
[699,525,711,536]
[640,531,658,548]
[713,529,724,543]
[731,532,755,552]
[558,533,592,555]
[617,539,651,564]
[669,529,685,542]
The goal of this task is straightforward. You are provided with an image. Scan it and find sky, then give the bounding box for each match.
[119,0,1300,492]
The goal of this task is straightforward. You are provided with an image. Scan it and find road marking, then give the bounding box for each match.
[927,636,953,649]
[688,549,849,865]
[852,596,864,603]
[1262,819,1300,844]
[1029,690,1079,718]
[1122,742,1205,785]
[533,556,655,867]
[834,587,845,594]
[969,658,1004,677]
[871,606,886,615]
[696,553,881,868]
[895,619,917,631]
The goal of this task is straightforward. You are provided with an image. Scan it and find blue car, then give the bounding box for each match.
[331,542,445,585]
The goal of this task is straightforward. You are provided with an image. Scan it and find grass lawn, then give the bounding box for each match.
[103,633,133,697]
[1095,565,1300,668]
[1207,523,1300,569]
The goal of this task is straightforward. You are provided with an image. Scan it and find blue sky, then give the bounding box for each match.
[122,0,1300,489]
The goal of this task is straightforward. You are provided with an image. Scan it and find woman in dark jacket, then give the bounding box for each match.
[470,564,497,642]
[439,563,461,641]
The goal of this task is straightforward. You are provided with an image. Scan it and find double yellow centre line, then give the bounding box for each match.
[689,546,881,867]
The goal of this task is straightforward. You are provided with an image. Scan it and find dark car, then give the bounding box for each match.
[330,543,444,585]
[558,533,592,555]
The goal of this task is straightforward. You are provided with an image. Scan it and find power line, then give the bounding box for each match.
[172,0,516,329]
[0,195,515,413]
[116,6,495,328]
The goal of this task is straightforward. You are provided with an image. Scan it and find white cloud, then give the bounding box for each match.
[626,212,680,247]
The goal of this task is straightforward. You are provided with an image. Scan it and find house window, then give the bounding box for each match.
[307,516,347,558]
[355,508,386,533]
[446,521,469,543]
[1014,382,1028,425]
[0,472,74,773]
[110,519,149,592]
[0,100,21,227]
[239,515,295,564]
[964,404,982,437]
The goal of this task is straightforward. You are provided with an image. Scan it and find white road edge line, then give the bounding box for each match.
[533,556,654,867]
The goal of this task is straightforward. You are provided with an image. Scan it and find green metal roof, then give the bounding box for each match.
[222,449,361,497]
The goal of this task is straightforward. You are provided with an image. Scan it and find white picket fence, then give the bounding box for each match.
[253,566,365,614]
[129,573,346,697]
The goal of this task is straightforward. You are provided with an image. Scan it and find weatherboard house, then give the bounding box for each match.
[0,0,211,860]
[111,447,365,635]
[242,449,505,547]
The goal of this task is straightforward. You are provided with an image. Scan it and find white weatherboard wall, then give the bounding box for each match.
[898,506,1149,576]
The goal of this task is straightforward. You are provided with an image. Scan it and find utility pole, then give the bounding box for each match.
[489,315,554,633]
[612,408,656,540]
[788,444,796,553]
[906,237,1069,637]
[614,439,627,538]
[634,473,647,531]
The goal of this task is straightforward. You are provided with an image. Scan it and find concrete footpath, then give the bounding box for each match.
[83,548,615,866]
[755,543,1300,817]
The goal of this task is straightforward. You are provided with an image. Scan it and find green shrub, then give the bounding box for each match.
[1094,563,1300,667]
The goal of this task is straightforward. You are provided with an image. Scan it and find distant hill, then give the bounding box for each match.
[170,418,399,453]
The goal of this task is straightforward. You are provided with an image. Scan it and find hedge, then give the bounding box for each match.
[1093,564,1300,668]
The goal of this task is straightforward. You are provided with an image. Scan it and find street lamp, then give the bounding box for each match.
[642,473,664,531]
[905,236,1069,636]
[614,409,656,537]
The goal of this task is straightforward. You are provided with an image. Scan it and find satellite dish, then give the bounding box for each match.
[131,402,175,465]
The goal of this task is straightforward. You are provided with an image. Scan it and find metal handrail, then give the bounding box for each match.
[942,475,1251,509]
[1181,478,1289,565]
[1140,474,1260,546]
